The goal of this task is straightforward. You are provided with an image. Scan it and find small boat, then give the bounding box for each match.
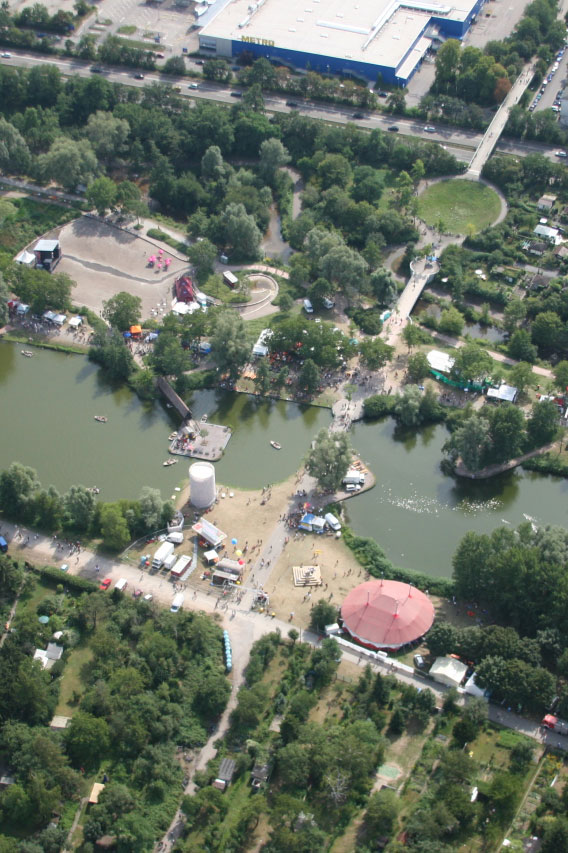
[163,458,178,467]
[270,441,282,450]
[94,415,108,423]
[21,350,33,357]
[168,432,178,441]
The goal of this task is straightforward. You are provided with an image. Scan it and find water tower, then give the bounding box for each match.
[189,461,216,509]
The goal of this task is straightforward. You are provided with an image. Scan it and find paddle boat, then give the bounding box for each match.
[270,441,282,450]
[94,415,108,423]
[21,350,33,357]
[163,458,177,467]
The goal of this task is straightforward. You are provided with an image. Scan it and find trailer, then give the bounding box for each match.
[171,554,191,578]
[542,714,568,735]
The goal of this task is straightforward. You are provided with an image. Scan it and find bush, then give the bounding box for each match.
[30,563,98,592]
[363,394,395,420]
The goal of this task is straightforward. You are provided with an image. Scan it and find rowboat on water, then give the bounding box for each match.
[163,458,177,467]
[270,441,282,450]
[21,350,33,357]
[94,415,108,423]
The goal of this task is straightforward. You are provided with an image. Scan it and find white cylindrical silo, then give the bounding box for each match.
[189,461,216,508]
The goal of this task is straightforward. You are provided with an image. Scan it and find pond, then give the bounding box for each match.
[346,417,568,577]
[0,343,329,500]
[413,300,505,344]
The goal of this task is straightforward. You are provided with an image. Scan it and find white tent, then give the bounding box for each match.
[486,384,517,403]
[53,314,66,326]
[464,673,486,699]
[68,316,82,328]
[427,350,455,374]
[16,303,30,315]
[15,250,36,266]
[43,310,56,322]
[430,656,468,688]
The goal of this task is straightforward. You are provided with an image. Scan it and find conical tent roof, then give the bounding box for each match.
[341,579,434,650]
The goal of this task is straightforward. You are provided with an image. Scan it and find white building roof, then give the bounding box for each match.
[430,655,468,686]
[464,674,486,698]
[15,250,36,266]
[534,224,559,241]
[486,384,517,403]
[200,0,476,74]
[427,349,455,374]
[34,239,60,252]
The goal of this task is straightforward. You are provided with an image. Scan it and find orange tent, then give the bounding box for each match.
[130,325,142,336]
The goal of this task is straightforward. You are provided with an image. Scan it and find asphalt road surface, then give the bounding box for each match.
[1,51,566,164]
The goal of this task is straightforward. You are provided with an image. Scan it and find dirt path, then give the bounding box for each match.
[454,440,560,480]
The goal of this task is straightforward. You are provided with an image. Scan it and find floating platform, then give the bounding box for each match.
[169,420,232,462]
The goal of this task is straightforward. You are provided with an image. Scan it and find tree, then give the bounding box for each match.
[369,268,397,306]
[299,358,321,394]
[407,352,430,382]
[487,403,525,463]
[320,245,368,296]
[366,789,398,837]
[435,39,461,89]
[151,332,189,377]
[452,414,491,472]
[0,273,10,328]
[9,267,74,315]
[259,138,290,183]
[0,118,31,174]
[220,203,262,261]
[278,742,309,789]
[388,706,406,735]
[163,56,186,75]
[86,176,117,216]
[526,399,559,448]
[394,385,423,427]
[360,339,393,370]
[203,59,232,83]
[352,165,384,203]
[503,297,526,335]
[305,429,352,492]
[102,292,142,331]
[451,342,492,383]
[316,153,352,189]
[439,306,465,337]
[508,329,537,363]
[254,359,272,396]
[532,311,564,352]
[89,330,135,381]
[210,309,250,382]
[37,137,97,192]
[509,361,535,394]
[553,360,568,392]
[138,486,166,531]
[65,712,110,768]
[402,323,423,351]
[0,462,39,517]
[541,817,568,853]
[310,600,338,632]
[63,485,96,532]
[188,238,217,285]
[427,621,459,657]
[99,504,130,551]
[85,111,130,162]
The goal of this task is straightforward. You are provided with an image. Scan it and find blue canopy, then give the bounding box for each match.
[123,331,131,338]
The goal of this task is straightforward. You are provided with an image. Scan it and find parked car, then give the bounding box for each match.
[377,91,389,97]
[90,65,103,73]
[143,593,153,602]
[352,111,365,119]
[424,125,436,132]
[133,588,143,598]
[387,125,399,132]
[230,91,243,98]
[556,150,568,157]
[1,52,12,58]
[189,82,198,89]
[135,73,144,79]
[100,578,112,590]
[414,654,426,669]
[60,564,69,573]
[286,100,299,107]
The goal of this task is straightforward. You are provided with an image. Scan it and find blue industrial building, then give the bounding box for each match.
[199,0,486,86]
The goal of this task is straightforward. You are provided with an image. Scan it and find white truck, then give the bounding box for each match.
[170,592,185,613]
[152,541,175,570]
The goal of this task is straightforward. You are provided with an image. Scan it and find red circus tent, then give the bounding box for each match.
[341,579,434,650]
[175,274,195,303]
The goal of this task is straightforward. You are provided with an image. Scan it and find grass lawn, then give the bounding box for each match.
[417,179,501,235]
[117,24,136,34]
[16,577,55,620]
[56,644,94,716]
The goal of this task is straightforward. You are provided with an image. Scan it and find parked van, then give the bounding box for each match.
[115,578,128,592]
[322,297,335,309]
[303,298,314,314]
[170,592,185,613]
[0,536,7,554]
[324,512,341,532]
[342,470,365,486]
[166,531,184,544]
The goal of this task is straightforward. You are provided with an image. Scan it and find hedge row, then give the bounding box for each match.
[522,453,568,479]
[342,528,455,598]
[27,563,98,592]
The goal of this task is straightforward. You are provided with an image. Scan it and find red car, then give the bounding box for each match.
[99,578,112,590]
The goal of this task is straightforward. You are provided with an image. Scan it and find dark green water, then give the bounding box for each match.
[0,343,329,500]
[346,417,568,577]
[2,341,567,577]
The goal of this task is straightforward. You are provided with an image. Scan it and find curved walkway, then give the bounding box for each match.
[454,440,559,480]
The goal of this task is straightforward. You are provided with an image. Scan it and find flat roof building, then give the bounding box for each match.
[199,0,485,85]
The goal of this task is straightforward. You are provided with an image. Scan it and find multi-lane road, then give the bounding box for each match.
[1,50,566,165]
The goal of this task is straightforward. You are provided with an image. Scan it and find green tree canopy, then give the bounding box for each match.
[305,429,352,492]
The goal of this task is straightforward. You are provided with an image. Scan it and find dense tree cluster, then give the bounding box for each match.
[0,574,229,849]
[0,461,173,550]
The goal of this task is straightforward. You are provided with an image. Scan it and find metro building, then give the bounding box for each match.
[198,0,485,86]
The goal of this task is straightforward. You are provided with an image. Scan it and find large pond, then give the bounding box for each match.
[0,342,329,500]
[2,341,568,577]
[347,417,568,577]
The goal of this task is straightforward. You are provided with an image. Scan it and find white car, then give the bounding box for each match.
[1,52,12,58]
[424,125,436,133]
[556,150,567,158]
